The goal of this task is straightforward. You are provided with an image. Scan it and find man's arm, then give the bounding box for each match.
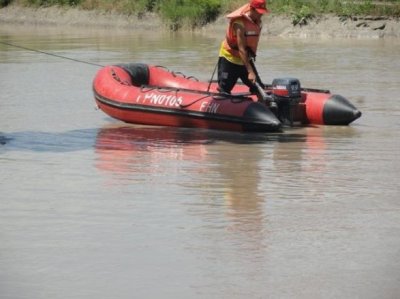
[233,22,256,83]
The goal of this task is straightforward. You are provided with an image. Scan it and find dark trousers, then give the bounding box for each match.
[217,57,256,94]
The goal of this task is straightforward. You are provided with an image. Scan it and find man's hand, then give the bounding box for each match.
[248,70,257,84]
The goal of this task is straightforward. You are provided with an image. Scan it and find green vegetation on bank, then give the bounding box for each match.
[1,0,400,30]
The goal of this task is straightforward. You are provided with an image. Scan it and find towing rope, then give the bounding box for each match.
[0,41,104,67]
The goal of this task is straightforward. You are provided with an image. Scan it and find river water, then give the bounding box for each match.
[1,26,399,299]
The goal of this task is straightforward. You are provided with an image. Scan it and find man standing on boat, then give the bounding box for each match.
[217,0,268,96]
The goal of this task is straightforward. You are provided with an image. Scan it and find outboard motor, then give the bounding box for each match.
[271,78,302,125]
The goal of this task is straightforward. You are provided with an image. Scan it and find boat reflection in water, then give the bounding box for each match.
[94,123,359,195]
[94,124,341,228]
[94,124,274,242]
[95,124,213,174]
[94,124,285,174]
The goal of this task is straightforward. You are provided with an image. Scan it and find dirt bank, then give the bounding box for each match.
[1,4,399,38]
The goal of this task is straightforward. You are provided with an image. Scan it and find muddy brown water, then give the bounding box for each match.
[1,27,399,298]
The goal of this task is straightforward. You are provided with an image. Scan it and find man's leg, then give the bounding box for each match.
[217,57,240,94]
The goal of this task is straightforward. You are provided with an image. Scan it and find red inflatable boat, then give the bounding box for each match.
[93,63,361,132]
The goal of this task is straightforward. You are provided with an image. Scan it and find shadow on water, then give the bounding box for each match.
[94,124,308,150]
[0,125,310,153]
[0,129,98,153]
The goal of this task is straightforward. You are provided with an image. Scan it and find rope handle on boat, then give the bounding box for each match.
[138,84,249,108]
[171,71,199,81]
[140,85,178,93]
[110,68,130,86]
[154,65,199,81]
[154,65,170,71]
[140,84,250,99]
[179,95,212,108]
[180,93,250,108]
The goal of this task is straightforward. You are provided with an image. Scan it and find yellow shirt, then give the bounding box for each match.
[218,20,244,66]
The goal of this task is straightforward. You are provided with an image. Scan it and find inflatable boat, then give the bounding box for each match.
[93,63,361,132]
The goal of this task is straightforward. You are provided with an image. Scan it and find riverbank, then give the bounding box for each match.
[1,4,399,38]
